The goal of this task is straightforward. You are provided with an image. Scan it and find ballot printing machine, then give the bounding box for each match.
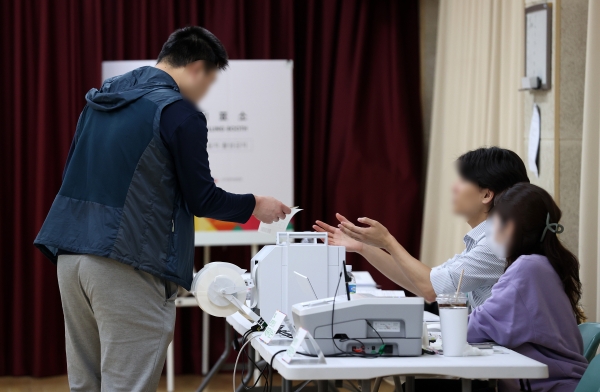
[246,231,424,356]
[292,294,424,356]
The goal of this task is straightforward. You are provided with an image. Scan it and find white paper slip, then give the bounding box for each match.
[528,104,541,178]
[258,207,302,236]
[260,310,287,344]
[282,327,308,363]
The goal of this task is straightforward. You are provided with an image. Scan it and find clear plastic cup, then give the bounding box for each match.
[437,293,468,357]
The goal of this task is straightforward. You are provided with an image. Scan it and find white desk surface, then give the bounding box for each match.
[226,312,548,382]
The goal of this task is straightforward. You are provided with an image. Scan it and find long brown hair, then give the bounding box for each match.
[493,183,586,324]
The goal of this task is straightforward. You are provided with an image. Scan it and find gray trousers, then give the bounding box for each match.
[57,254,178,392]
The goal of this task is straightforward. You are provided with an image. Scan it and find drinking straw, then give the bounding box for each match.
[455,269,465,298]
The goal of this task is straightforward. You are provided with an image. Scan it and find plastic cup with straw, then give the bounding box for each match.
[438,268,468,356]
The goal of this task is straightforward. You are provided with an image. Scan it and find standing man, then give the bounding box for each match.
[315,147,529,308]
[34,27,290,391]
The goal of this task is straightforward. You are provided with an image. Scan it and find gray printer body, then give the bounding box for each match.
[292,295,424,356]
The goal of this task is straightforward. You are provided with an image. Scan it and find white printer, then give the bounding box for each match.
[250,232,346,320]
[292,294,424,356]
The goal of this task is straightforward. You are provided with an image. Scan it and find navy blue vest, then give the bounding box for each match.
[35,67,196,289]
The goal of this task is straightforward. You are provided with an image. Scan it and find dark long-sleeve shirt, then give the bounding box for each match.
[160,99,255,223]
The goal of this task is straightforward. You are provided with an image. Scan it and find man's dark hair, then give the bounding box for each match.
[157,26,228,70]
[457,146,530,205]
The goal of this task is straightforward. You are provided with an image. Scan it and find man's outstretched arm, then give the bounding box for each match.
[163,109,289,223]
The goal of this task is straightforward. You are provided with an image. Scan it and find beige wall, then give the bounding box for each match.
[420,0,526,266]
[420,0,439,167]
[418,0,591,314]
[522,0,588,254]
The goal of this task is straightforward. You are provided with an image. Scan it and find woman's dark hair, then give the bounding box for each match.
[157,26,228,70]
[493,183,585,324]
[457,147,530,208]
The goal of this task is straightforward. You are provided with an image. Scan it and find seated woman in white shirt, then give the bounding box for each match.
[314,146,528,307]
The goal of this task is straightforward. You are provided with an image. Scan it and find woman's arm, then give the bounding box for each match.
[314,215,421,295]
[337,217,437,301]
[468,273,533,347]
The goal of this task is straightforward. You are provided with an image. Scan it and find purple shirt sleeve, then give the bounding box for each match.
[468,255,588,391]
[468,263,534,347]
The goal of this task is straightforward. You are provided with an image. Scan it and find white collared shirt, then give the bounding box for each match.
[429,220,504,308]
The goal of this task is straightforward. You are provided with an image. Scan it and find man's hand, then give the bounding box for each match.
[338,217,395,250]
[252,196,291,224]
[313,213,364,253]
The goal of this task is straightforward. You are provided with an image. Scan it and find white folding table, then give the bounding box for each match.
[166,263,381,392]
[226,312,548,392]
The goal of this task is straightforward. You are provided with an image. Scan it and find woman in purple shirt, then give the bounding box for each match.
[468,183,588,391]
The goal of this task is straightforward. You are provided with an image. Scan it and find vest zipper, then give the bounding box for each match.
[167,218,175,260]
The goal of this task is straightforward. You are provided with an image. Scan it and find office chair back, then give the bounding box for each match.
[574,354,600,392]
[579,323,600,362]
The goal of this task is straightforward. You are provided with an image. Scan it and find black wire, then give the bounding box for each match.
[331,272,344,353]
[242,330,252,344]
[276,325,293,339]
[268,350,287,392]
[330,273,381,357]
[239,348,269,391]
[238,322,294,392]
[338,337,366,349]
[251,278,393,392]
[365,320,385,347]
[243,306,396,392]
[239,324,294,391]
[238,328,270,391]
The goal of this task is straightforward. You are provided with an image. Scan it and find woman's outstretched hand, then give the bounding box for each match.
[338,216,394,250]
[313,213,364,253]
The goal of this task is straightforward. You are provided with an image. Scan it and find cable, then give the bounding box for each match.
[365,320,386,355]
[276,325,293,339]
[239,345,269,391]
[238,329,270,392]
[268,350,287,392]
[329,272,390,357]
[236,326,273,392]
[234,334,261,392]
[239,276,394,392]
[331,272,345,354]
[338,337,367,353]
[365,320,384,346]
[235,322,294,392]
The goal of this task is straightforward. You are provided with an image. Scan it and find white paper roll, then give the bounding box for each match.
[191,263,247,317]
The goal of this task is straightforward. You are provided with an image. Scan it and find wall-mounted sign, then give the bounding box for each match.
[522,3,552,90]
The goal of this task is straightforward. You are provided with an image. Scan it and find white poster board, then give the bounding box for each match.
[102,60,294,245]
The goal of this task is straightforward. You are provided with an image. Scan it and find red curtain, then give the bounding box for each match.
[0,0,422,376]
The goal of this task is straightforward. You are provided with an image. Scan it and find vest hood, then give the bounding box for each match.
[85,66,180,112]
